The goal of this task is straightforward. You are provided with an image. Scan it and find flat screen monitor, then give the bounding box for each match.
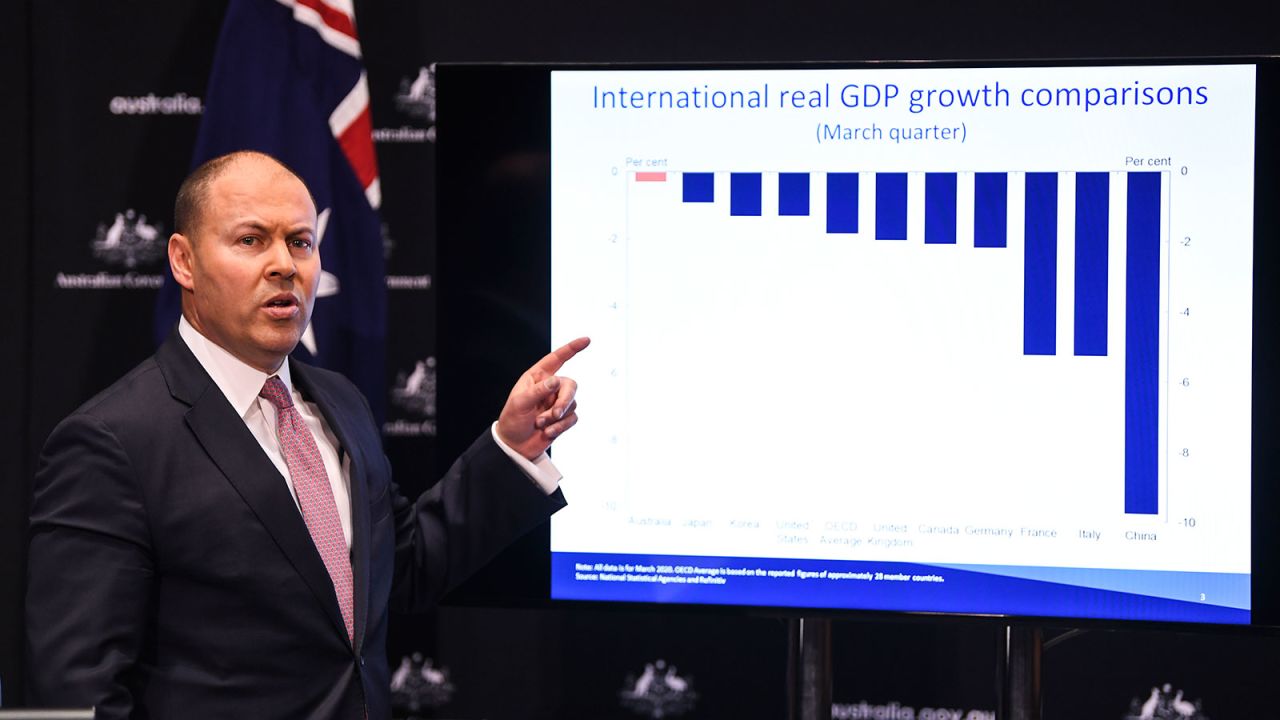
[435,58,1280,628]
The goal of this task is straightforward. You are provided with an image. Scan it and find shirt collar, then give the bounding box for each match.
[178,315,295,418]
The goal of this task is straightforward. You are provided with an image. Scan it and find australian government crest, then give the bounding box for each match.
[57,209,166,290]
[375,65,435,144]
[619,659,698,719]
[93,209,164,269]
[1125,683,1209,720]
[389,652,455,717]
[383,356,437,437]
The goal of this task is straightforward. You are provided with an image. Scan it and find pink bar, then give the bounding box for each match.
[635,172,667,182]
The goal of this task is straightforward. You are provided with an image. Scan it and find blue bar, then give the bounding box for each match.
[683,172,714,203]
[730,173,762,216]
[925,173,957,245]
[1075,173,1109,356]
[826,173,859,233]
[779,173,810,216]
[974,172,1008,248]
[1024,173,1058,356]
[1126,172,1160,515]
[876,173,908,240]
[551,551,1249,624]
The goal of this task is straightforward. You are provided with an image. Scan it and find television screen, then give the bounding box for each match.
[436,59,1280,627]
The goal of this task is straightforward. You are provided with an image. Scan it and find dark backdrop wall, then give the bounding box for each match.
[3,1,1278,716]
[0,0,33,709]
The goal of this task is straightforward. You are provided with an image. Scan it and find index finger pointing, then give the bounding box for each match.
[532,336,591,375]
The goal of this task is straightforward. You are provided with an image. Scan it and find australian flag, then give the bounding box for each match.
[155,0,387,420]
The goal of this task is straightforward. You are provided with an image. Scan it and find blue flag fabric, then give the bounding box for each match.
[155,0,387,421]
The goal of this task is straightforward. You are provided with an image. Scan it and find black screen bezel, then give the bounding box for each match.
[436,57,1280,632]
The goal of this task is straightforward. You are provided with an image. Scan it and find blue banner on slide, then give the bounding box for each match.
[551,552,1249,624]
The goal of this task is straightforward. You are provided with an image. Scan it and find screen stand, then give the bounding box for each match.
[787,617,832,720]
[996,625,1043,720]
[785,620,1044,719]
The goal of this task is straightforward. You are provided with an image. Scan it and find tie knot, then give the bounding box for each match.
[259,376,294,409]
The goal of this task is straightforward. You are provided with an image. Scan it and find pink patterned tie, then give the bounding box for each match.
[260,376,354,643]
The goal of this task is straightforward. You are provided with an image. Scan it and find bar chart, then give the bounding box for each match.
[550,65,1254,588]
[626,168,1165,515]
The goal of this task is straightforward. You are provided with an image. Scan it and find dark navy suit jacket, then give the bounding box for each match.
[27,331,565,719]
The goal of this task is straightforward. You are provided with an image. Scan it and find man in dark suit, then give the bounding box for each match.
[26,150,589,719]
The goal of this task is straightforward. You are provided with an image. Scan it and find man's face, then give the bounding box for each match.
[171,157,319,374]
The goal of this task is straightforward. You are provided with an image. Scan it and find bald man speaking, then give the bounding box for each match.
[26,151,589,719]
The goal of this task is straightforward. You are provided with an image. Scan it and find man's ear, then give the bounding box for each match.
[168,233,196,291]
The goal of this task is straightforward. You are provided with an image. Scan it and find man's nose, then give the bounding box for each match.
[263,237,296,278]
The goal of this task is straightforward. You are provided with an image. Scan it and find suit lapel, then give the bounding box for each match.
[156,333,351,645]
[290,359,372,656]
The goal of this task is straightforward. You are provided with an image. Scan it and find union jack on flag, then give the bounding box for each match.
[156,0,388,418]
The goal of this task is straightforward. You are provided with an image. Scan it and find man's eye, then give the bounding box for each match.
[290,237,314,250]
[238,236,258,245]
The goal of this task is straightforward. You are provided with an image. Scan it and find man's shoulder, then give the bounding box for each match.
[37,352,187,471]
[292,357,356,388]
[52,354,188,440]
[291,357,369,410]
[75,354,173,419]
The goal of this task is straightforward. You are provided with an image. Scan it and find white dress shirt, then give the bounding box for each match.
[178,317,560,551]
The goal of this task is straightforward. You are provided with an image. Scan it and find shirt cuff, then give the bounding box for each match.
[490,422,562,495]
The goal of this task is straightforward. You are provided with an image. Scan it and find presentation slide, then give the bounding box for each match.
[547,64,1255,623]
